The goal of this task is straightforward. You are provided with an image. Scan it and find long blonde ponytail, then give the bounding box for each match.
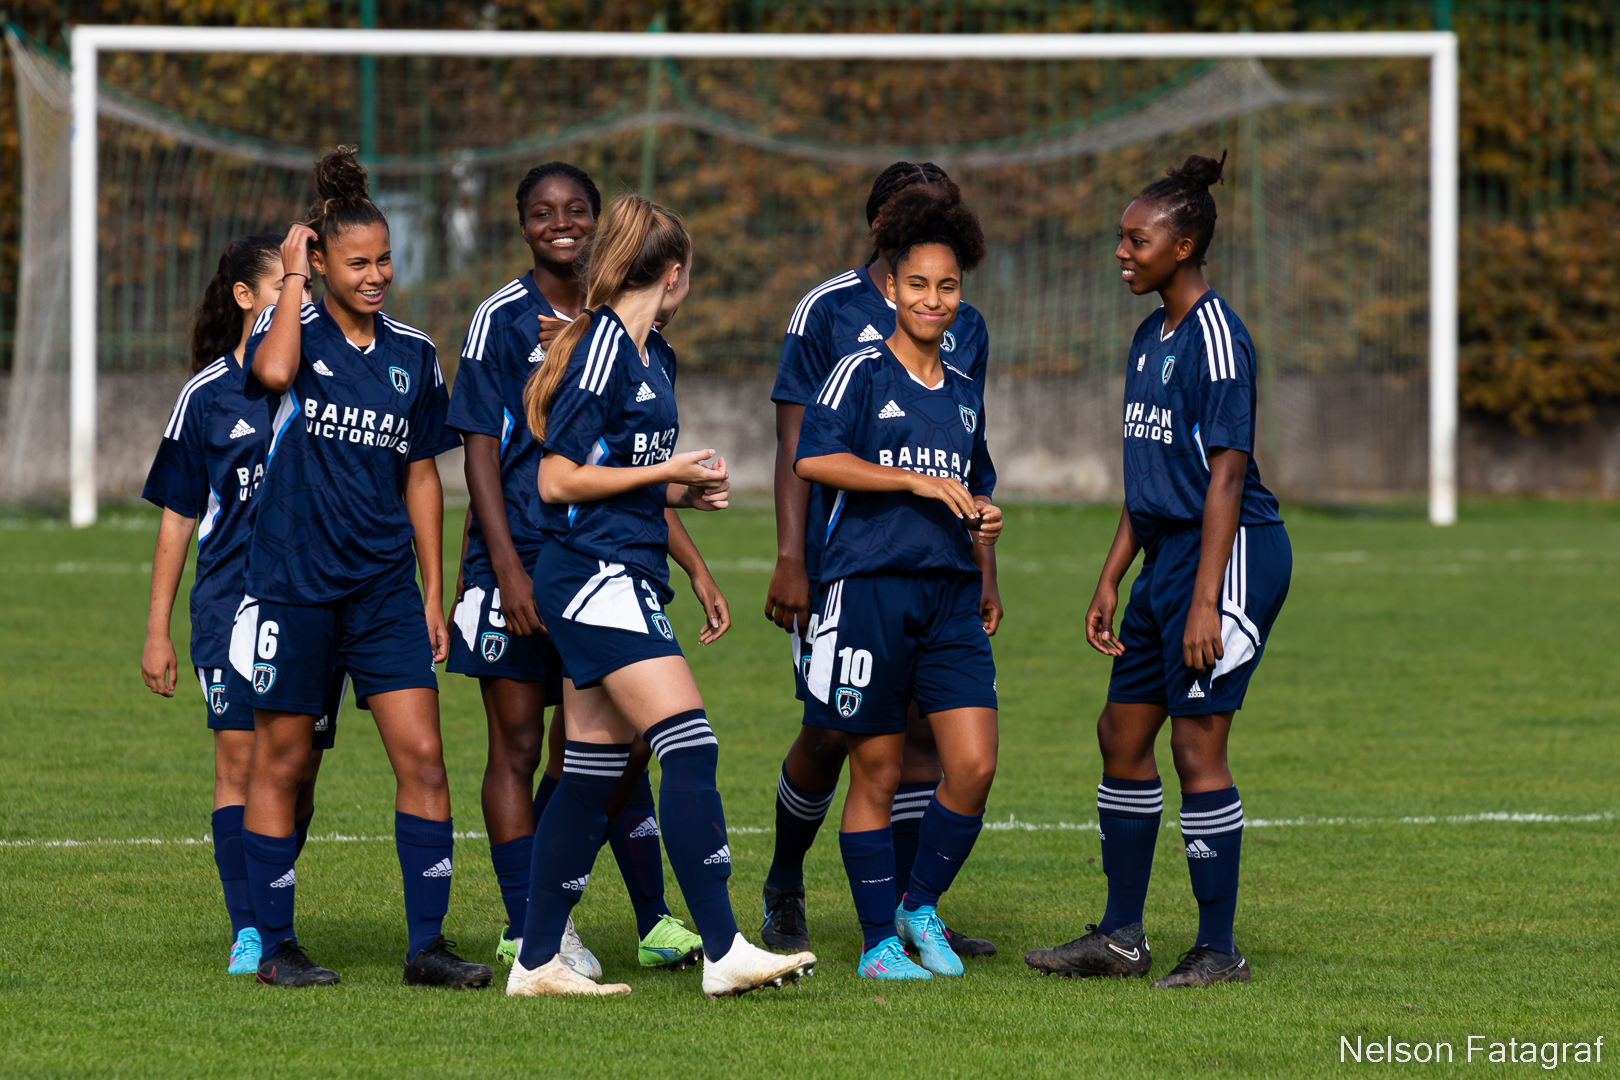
[524,192,692,441]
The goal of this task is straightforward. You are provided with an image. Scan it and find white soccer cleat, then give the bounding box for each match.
[700,934,816,999]
[559,916,602,979]
[505,953,630,997]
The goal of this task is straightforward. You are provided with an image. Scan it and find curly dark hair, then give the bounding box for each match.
[189,233,284,372]
[1138,151,1227,267]
[865,160,951,227]
[303,145,387,247]
[515,161,602,222]
[870,182,987,277]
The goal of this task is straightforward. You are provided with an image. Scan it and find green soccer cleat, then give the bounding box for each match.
[638,914,704,969]
[495,927,519,968]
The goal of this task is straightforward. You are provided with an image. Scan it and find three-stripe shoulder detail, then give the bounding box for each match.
[1195,300,1241,382]
[380,313,437,349]
[815,347,879,411]
[787,271,860,337]
[162,359,231,440]
[461,279,528,361]
[577,319,625,396]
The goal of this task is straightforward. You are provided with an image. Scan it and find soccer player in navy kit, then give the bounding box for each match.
[448,162,703,975]
[226,148,490,989]
[796,192,1002,980]
[1025,153,1291,988]
[761,163,998,959]
[505,193,815,999]
[141,234,342,976]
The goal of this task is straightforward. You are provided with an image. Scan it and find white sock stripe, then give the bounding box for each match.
[648,717,716,758]
[890,809,928,822]
[1097,785,1163,800]
[1098,798,1164,814]
[891,791,936,806]
[1179,801,1244,820]
[1179,812,1246,837]
[1097,793,1164,806]
[563,749,631,761]
[777,775,834,818]
[652,734,720,757]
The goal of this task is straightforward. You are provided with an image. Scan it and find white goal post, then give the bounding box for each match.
[67,26,1458,526]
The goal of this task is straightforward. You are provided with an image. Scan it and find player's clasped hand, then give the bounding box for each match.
[667,449,731,510]
[907,472,980,522]
[1181,600,1224,672]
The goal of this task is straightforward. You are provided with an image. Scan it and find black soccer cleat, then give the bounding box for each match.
[256,940,341,987]
[760,885,809,951]
[1150,945,1250,988]
[945,925,997,958]
[1024,923,1152,979]
[403,936,493,989]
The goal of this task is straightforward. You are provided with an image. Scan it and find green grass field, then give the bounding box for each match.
[2,500,1617,1078]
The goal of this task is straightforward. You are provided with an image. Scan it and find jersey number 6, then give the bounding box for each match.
[257,621,281,660]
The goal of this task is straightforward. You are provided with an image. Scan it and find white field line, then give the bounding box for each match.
[1,811,1612,850]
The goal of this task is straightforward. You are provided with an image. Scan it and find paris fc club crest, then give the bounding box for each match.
[389,366,411,394]
[835,687,863,718]
[959,405,978,434]
[252,663,277,695]
[480,632,508,663]
[802,654,813,682]
[651,612,674,641]
[208,683,228,716]
[941,330,956,353]
[1161,355,1176,385]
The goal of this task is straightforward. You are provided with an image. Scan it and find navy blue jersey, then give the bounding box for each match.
[447,273,557,580]
[1122,290,1283,550]
[241,301,461,604]
[142,357,270,669]
[797,343,995,580]
[774,263,991,584]
[531,306,680,591]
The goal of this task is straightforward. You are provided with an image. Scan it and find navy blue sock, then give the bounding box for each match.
[489,834,534,933]
[533,771,559,821]
[294,813,313,861]
[889,781,935,907]
[1180,786,1244,956]
[242,828,298,953]
[903,797,983,911]
[839,827,898,951]
[517,743,625,969]
[764,765,836,893]
[211,806,255,937]
[647,710,739,962]
[606,771,671,938]
[394,812,455,958]
[1096,774,1163,936]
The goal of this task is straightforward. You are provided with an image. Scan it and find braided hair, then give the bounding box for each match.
[303,146,387,248]
[516,161,602,222]
[870,183,986,277]
[865,161,951,227]
[1137,151,1226,267]
[189,233,284,372]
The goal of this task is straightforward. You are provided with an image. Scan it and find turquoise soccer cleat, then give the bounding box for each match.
[857,936,933,980]
[895,903,964,976]
[228,927,262,975]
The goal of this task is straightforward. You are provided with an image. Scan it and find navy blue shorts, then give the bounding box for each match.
[787,582,824,703]
[197,665,344,749]
[447,572,565,704]
[223,557,438,716]
[1108,523,1291,715]
[803,571,996,735]
[531,541,682,689]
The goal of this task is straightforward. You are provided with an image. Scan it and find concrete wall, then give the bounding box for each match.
[4,371,1620,504]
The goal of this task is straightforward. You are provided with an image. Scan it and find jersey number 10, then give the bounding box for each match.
[837,647,873,688]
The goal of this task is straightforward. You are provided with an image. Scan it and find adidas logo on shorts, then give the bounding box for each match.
[857,324,883,342]
[1185,839,1218,859]
[421,858,453,878]
[636,381,657,402]
[269,869,297,888]
[878,399,906,419]
[1187,680,1206,699]
[628,818,660,839]
[561,874,591,892]
[229,418,256,439]
[312,360,335,377]
[704,845,731,866]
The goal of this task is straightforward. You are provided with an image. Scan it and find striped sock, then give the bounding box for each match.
[647,709,739,962]
[764,765,836,892]
[889,781,935,906]
[1096,774,1163,936]
[1180,786,1244,956]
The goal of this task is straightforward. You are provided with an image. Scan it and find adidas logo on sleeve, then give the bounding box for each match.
[857,324,883,343]
[878,400,906,419]
[312,360,335,377]
[635,381,657,402]
[704,844,731,865]
[229,418,257,439]
[421,858,454,878]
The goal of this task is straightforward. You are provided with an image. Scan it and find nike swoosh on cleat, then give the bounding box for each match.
[1107,943,1141,961]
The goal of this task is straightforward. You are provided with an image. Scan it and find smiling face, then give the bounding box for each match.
[1115,197,1195,296]
[886,242,961,348]
[522,175,596,271]
[310,221,393,319]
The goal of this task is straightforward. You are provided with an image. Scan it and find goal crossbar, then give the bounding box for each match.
[66,27,1459,525]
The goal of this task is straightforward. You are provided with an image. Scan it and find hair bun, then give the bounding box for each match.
[314,146,372,207]
[1167,151,1227,191]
